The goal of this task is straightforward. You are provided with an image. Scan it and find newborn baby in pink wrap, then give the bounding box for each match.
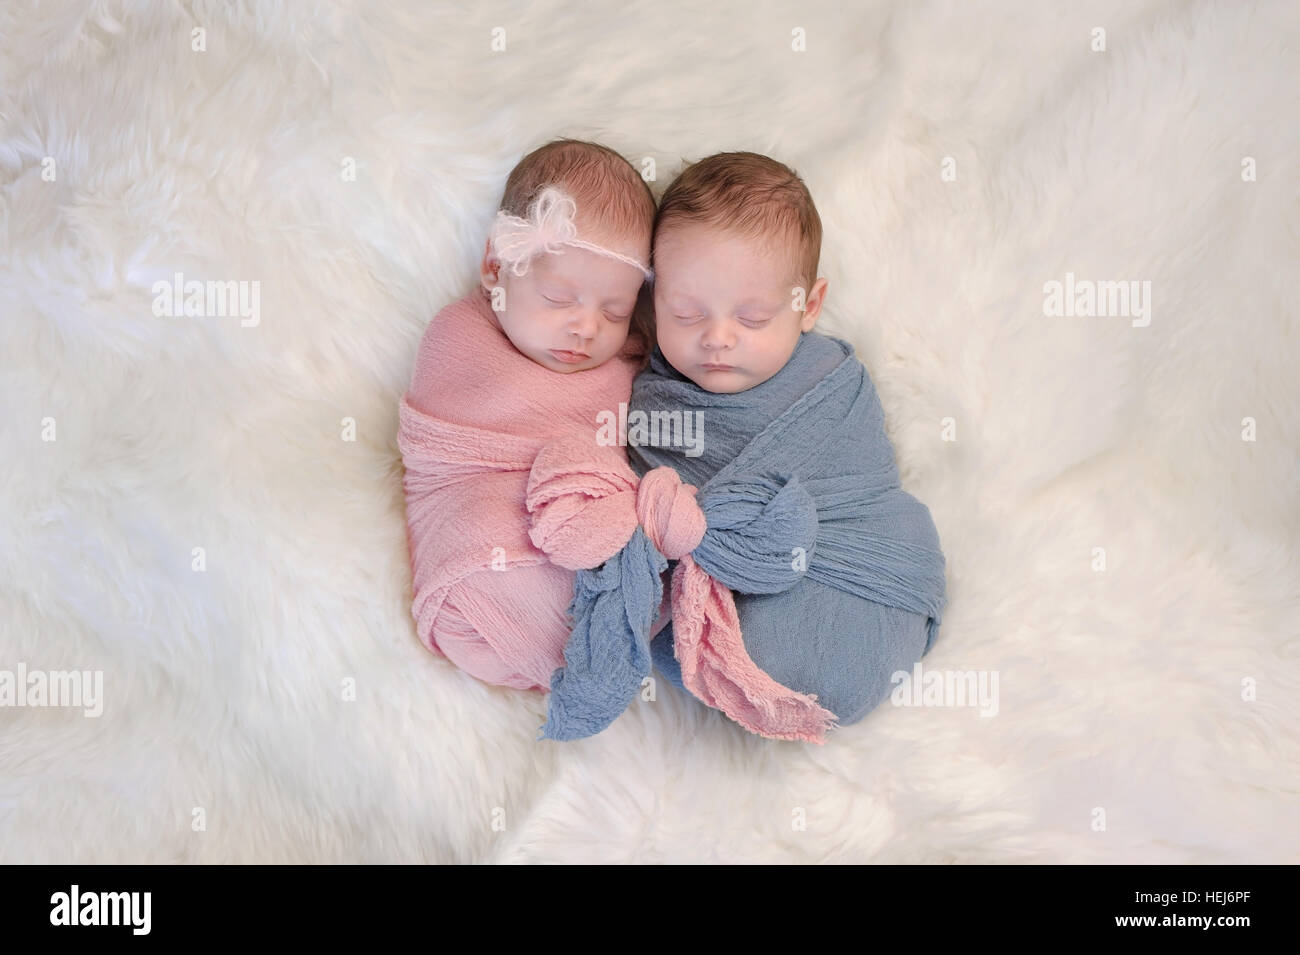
[397,139,661,690]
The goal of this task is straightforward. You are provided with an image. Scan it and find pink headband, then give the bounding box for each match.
[489,186,653,281]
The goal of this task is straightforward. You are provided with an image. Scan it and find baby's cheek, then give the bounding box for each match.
[505,303,544,338]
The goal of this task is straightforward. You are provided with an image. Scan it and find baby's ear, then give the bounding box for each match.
[479,238,502,291]
[799,277,829,331]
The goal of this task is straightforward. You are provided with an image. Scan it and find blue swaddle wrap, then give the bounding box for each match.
[538,330,947,740]
[537,524,667,740]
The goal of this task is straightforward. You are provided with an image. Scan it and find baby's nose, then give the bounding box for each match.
[700,317,735,349]
[567,305,600,338]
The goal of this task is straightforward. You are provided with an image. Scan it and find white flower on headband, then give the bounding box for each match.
[489,185,653,281]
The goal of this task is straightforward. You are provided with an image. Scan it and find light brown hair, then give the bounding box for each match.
[653,151,822,289]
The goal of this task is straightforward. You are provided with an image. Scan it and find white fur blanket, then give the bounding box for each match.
[1,0,1296,863]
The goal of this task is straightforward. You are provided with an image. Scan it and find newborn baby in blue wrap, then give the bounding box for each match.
[632,151,948,727]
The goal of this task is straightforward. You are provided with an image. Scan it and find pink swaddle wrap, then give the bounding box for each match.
[396,289,652,690]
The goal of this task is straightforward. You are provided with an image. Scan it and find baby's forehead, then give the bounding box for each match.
[531,246,644,296]
[654,223,800,286]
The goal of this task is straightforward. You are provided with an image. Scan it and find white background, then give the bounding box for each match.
[1,0,1296,862]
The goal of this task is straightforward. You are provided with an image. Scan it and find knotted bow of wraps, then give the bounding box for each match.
[529,330,948,744]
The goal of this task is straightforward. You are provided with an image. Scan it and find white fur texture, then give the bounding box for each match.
[2,0,1297,863]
